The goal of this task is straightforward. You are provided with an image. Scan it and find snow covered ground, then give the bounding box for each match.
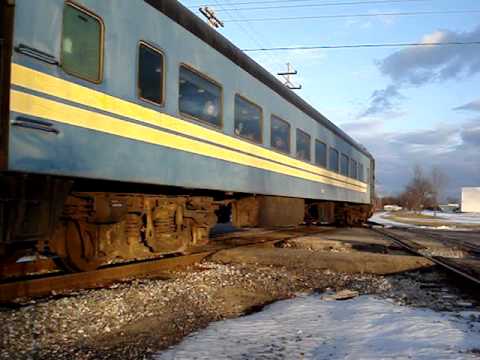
[155,294,480,360]
[370,211,480,229]
[421,211,480,224]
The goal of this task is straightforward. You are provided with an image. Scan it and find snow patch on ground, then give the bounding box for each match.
[155,295,480,360]
[370,212,412,228]
[421,211,480,224]
[369,211,480,230]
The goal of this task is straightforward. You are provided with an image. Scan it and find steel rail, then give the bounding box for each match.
[404,228,480,256]
[371,227,480,286]
[0,226,332,304]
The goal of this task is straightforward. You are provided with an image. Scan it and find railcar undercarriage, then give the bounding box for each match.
[0,174,372,271]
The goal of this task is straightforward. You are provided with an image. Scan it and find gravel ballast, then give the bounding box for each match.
[1,261,478,359]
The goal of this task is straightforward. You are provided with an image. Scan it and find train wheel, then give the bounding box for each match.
[61,221,102,272]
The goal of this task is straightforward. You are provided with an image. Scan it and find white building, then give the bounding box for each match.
[461,187,480,213]
[384,205,402,212]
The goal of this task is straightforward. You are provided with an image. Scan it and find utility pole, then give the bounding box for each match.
[277,63,302,90]
[199,7,224,29]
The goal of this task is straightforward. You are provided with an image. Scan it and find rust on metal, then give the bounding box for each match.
[0,251,213,303]
[0,226,332,303]
[0,258,59,278]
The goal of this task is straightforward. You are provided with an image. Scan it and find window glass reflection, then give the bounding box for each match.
[271,115,290,154]
[296,129,311,161]
[341,154,349,176]
[350,159,357,179]
[179,66,222,127]
[234,95,262,143]
[315,140,327,168]
[329,148,339,172]
[61,4,102,82]
[138,43,164,105]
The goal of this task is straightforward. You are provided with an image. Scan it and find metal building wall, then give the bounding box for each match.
[461,188,480,213]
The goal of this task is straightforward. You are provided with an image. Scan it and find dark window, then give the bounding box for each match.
[296,129,311,161]
[138,43,164,105]
[315,140,327,168]
[350,159,358,179]
[340,154,349,176]
[329,148,339,172]
[271,115,290,154]
[359,163,365,182]
[179,65,222,127]
[61,3,102,82]
[234,95,262,143]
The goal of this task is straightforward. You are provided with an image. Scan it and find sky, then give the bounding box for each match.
[179,0,480,200]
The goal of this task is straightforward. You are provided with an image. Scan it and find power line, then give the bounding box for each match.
[209,0,286,72]
[223,9,480,22]
[189,0,430,7]
[213,0,432,12]
[242,40,480,52]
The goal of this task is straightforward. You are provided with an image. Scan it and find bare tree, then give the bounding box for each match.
[430,166,449,217]
[402,165,434,213]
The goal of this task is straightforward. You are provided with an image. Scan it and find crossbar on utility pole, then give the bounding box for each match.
[199,7,224,29]
[278,63,302,90]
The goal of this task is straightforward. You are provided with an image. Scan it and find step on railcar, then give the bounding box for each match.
[0,0,375,271]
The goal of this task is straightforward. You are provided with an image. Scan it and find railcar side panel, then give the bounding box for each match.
[0,0,14,170]
[8,0,373,204]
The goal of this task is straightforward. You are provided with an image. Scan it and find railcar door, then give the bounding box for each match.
[0,0,14,169]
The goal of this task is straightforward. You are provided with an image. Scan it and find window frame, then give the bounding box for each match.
[359,163,365,182]
[60,1,105,84]
[314,139,328,168]
[234,93,263,144]
[295,128,311,162]
[270,114,291,154]
[350,159,358,179]
[178,63,224,129]
[340,153,349,177]
[137,41,166,107]
[329,147,340,173]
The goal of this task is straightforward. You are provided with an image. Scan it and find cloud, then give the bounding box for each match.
[379,25,480,85]
[358,84,405,118]
[460,121,480,146]
[347,119,480,198]
[454,98,480,112]
[340,119,385,134]
[360,25,480,118]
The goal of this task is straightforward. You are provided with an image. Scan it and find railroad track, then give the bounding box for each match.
[404,228,480,256]
[0,226,333,304]
[371,226,480,286]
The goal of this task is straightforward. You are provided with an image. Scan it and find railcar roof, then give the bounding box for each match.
[144,0,373,159]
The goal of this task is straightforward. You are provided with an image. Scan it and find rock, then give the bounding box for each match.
[323,290,359,301]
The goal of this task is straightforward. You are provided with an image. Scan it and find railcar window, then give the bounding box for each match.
[138,43,164,105]
[350,159,357,179]
[315,140,327,168]
[271,115,290,154]
[179,65,222,127]
[329,148,339,172]
[359,163,365,182]
[61,4,103,82]
[340,154,349,176]
[296,129,311,161]
[234,95,262,143]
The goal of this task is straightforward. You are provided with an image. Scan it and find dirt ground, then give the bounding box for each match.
[1,228,479,360]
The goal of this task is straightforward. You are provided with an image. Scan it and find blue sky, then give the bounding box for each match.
[180,0,480,199]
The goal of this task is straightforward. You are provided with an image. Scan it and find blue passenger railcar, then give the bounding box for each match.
[0,0,374,270]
